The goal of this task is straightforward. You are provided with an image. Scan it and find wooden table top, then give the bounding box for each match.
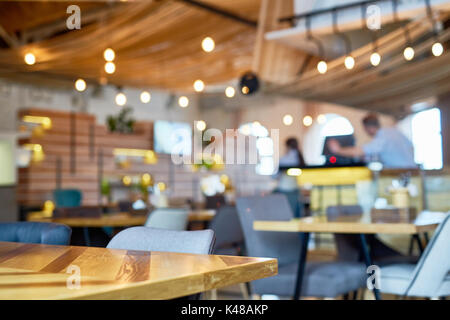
[253,211,446,235]
[27,209,216,227]
[0,241,277,300]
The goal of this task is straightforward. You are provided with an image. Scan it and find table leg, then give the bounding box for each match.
[83,227,91,246]
[359,234,381,300]
[293,232,310,300]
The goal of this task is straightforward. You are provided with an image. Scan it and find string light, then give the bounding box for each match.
[115,92,127,106]
[432,42,444,56]
[178,96,189,108]
[303,115,313,127]
[193,80,205,92]
[201,37,215,52]
[196,120,206,131]
[104,61,116,74]
[75,79,86,92]
[140,91,151,103]
[317,61,328,74]
[370,52,381,66]
[103,48,115,62]
[24,53,36,65]
[225,86,235,98]
[403,47,415,61]
[344,56,355,70]
[283,114,293,126]
[317,114,326,124]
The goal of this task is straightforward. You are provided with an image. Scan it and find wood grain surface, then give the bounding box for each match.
[0,241,277,300]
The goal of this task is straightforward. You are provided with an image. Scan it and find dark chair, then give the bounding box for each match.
[53,189,82,208]
[326,205,417,265]
[53,206,102,218]
[205,195,226,210]
[236,194,366,299]
[208,205,248,298]
[0,222,71,245]
[273,189,303,218]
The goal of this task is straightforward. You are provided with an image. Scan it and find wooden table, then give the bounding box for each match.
[27,210,216,227]
[253,211,445,300]
[0,241,277,300]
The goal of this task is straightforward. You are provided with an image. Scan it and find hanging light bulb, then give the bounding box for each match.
[103,48,115,62]
[140,91,151,103]
[344,56,355,70]
[283,114,293,126]
[317,60,328,74]
[74,78,86,92]
[104,61,116,74]
[225,86,235,98]
[178,96,189,108]
[193,80,205,92]
[196,120,206,131]
[201,37,215,52]
[24,52,36,65]
[303,115,313,127]
[370,52,381,66]
[403,46,415,61]
[317,114,326,124]
[115,92,127,106]
[432,42,444,57]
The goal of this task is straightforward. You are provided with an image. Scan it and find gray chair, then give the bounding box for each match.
[236,194,366,299]
[379,214,450,298]
[0,222,71,245]
[107,227,215,255]
[327,205,417,264]
[208,206,245,256]
[145,208,189,231]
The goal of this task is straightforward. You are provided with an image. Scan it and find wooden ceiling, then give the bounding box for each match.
[0,0,261,91]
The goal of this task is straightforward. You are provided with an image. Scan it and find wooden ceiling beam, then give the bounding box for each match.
[0,23,19,47]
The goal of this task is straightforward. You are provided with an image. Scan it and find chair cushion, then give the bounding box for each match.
[251,261,367,298]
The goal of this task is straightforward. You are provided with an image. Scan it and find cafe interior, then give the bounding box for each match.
[0,0,449,301]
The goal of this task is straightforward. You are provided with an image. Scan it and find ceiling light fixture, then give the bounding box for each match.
[75,78,86,92]
[193,79,205,92]
[332,8,355,70]
[103,48,115,62]
[201,37,215,52]
[24,53,36,65]
[305,15,328,74]
[105,61,116,74]
[225,86,235,98]
[140,91,151,103]
[178,96,189,108]
[425,0,445,57]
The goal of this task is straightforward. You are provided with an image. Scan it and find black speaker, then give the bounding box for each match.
[239,71,259,95]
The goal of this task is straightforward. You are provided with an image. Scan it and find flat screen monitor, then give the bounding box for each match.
[154,121,192,155]
[322,134,363,166]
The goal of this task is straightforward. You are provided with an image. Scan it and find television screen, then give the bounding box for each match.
[154,121,192,155]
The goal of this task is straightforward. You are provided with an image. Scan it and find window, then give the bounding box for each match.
[239,122,275,175]
[411,108,443,170]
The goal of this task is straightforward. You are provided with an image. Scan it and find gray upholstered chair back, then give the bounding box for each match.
[405,214,450,297]
[208,206,244,250]
[107,227,215,255]
[236,194,300,266]
[326,205,363,261]
[145,208,189,230]
[0,222,71,245]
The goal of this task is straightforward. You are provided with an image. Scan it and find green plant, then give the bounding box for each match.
[106,107,135,133]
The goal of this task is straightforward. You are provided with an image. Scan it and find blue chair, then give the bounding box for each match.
[53,189,82,208]
[379,214,450,298]
[0,222,71,245]
[236,194,366,299]
[209,206,244,256]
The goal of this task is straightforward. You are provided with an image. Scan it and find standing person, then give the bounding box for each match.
[328,113,416,168]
